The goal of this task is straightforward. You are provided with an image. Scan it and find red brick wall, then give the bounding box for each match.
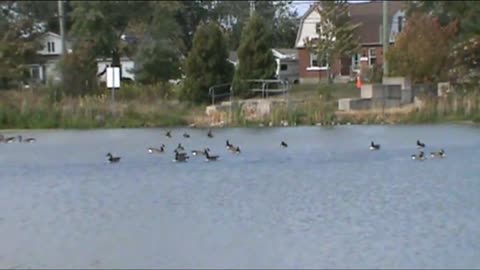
[298,45,386,82]
[298,48,328,80]
[359,45,385,65]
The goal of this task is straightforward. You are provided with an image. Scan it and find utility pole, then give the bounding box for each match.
[58,0,66,84]
[250,0,255,17]
[382,0,389,76]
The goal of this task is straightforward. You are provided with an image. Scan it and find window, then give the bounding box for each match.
[280,64,288,71]
[398,16,403,33]
[315,22,321,34]
[309,53,328,69]
[352,53,361,70]
[368,48,377,65]
[30,66,40,79]
[46,41,56,52]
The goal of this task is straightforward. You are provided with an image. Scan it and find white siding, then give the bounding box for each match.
[390,10,406,43]
[97,59,135,82]
[37,33,66,56]
[45,60,61,83]
[296,9,321,48]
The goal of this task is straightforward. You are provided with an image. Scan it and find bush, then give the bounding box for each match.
[115,82,174,101]
[56,41,99,97]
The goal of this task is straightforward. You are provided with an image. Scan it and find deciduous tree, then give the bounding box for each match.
[385,13,458,83]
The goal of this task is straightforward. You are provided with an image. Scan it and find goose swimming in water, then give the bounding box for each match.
[281,141,288,148]
[411,151,426,161]
[165,130,172,138]
[204,148,219,162]
[148,144,165,154]
[176,143,185,151]
[192,148,209,156]
[3,135,15,143]
[369,141,380,151]
[17,135,36,143]
[207,129,214,138]
[417,140,426,149]
[233,146,241,154]
[226,140,233,149]
[173,150,189,162]
[106,153,121,163]
[183,132,190,138]
[430,149,446,158]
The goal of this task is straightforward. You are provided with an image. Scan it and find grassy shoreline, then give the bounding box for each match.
[1,84,479,130]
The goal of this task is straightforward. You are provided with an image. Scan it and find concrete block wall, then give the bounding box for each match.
[361,84,402,99]
[382,76,412,91]
[371,98,402,109]
[338,98,373,111]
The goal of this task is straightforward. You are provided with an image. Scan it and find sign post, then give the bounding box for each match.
[106,66,120,113]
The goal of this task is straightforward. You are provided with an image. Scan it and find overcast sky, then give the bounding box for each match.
[293,0,371,16]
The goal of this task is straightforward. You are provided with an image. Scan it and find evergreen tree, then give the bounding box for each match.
[232,13,276,97]
[133,1,184,84]
[304,1,361,84]
[181,21,233,104]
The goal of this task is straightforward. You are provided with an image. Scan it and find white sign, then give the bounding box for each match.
[106,67,120,89]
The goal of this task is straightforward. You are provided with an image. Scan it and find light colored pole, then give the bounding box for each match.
[58,0,66,86]
[58,0,66,56]
[382,0,389,76]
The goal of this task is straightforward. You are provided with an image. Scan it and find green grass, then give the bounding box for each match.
[0,87,192,129]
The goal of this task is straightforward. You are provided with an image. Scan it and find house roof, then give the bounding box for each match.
[349,0,407,44]
[295,0,407,46]
[273,48,297,57]
[228,48,297,63]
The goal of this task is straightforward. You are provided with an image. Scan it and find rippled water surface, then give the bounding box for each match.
[1,125,479,269]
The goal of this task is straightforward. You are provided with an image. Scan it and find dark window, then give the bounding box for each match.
[47,42,51,52]
[398,16,403,32]
[280,64,288,71]
[315,23,321,34]
[51,42,55,52]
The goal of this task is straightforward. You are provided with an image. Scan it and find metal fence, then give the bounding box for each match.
[208,79,291,105]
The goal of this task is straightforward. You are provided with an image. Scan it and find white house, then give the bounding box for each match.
[26,31,72,85]
[227,48,299,84]
[96,57,136,82]
[26,31,136,86]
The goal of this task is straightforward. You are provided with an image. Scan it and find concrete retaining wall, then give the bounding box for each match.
[382,76,412,91]
[338,98,372,111]
[339,98,403,111]
[371,98,402,109]
[361,84,402,99]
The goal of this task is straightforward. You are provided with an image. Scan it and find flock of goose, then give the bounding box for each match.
[369,139,446,160]
[103,128,446,164]
[105,129,289,163]
[1,131,446,163]
[0,134,36,143]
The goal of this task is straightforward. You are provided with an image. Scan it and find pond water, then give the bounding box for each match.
[0,125,479,269]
